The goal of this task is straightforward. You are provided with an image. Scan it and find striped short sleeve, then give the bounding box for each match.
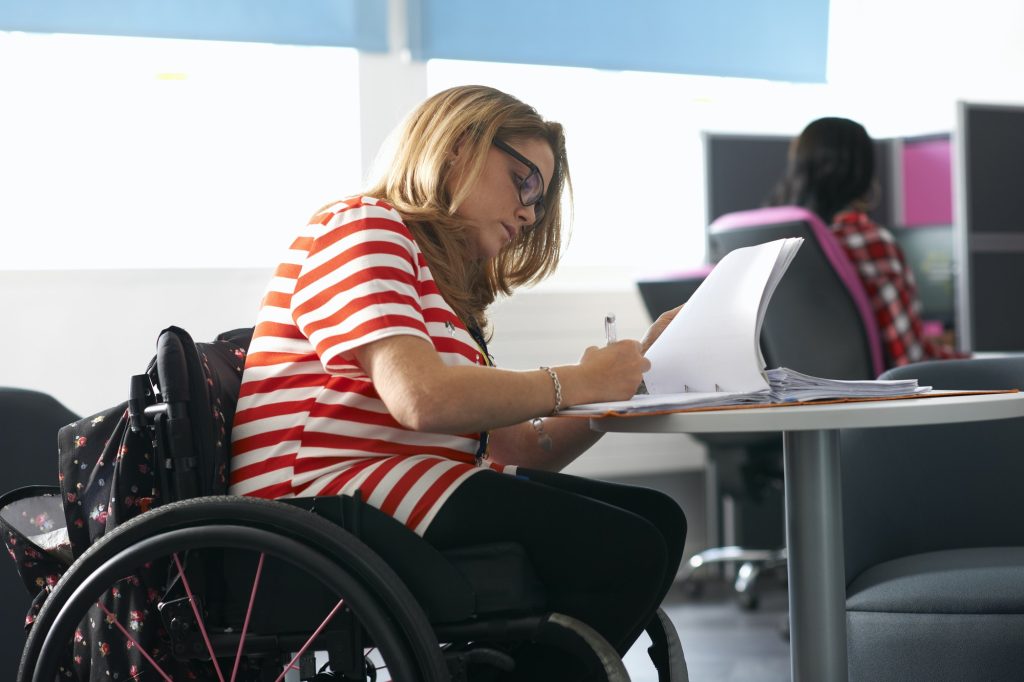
[291,200,433,373]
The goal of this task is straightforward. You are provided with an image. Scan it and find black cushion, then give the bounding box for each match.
[847,547,1024,613]
[881,356,1024,389]
[847,611,1024,682]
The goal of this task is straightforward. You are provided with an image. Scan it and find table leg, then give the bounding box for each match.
[783,429,847,682]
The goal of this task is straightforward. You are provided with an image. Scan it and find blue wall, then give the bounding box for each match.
[0,0,388,50]
[408,0,830,82]
[2,0,830,82]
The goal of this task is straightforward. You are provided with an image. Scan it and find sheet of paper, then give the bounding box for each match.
[642,238,802,395]
[756,238,803,369]
[560,390,770,416]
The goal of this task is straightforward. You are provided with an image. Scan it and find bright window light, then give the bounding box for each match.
[0,32,361,269]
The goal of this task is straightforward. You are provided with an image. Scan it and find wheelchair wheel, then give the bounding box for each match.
[20,496,449,682]
[645,608,688,682]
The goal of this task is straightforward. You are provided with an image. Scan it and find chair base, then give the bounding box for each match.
[681,546,787,609]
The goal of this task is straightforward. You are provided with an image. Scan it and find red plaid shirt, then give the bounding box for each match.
[830,210,965,368]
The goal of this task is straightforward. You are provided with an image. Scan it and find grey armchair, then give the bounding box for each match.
[0,388,78,678]
[841,357,1024,681]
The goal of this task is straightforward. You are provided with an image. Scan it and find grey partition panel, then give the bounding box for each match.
[703,133,894,228]
[955,101,1024,351]
[970,252,1024,350]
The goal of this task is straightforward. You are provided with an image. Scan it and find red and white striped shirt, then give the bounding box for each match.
[229,197,513,535]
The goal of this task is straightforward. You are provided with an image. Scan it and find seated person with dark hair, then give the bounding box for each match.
[771,116,965,367]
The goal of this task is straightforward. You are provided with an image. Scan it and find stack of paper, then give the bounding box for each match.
[766,368,929,402]
[561,389,772,416]
[559,238,927,417]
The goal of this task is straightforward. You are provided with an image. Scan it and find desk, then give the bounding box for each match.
[591,392,1024,682]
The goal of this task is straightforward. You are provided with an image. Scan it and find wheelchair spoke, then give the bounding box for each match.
[274,597,346,682]
[172,552,227,682]
[96,601,174,682]
[24,502,443,682]
[230,552,265,682]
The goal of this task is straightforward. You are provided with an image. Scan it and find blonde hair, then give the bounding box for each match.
[363,85,572,331]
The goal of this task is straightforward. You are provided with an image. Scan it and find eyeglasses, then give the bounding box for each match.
[492,138,547,226]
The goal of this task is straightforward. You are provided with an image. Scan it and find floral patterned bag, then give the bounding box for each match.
[0,485,71,630]
[2,327,250,680]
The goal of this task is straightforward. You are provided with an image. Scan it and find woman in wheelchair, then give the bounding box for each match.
[8,84,687,682]
[226,85,686,680]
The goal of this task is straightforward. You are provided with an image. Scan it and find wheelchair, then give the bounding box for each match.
[3,326,688,681]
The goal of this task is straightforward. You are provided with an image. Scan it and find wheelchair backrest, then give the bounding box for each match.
[57,326,252,561]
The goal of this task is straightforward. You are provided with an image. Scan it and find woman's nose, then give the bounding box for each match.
[514,202,536,225]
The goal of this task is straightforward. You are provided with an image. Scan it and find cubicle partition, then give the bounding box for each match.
[701,132,895,233]
[698,130,955,329]
[954,101,1024,352]
[658,111,1024,352]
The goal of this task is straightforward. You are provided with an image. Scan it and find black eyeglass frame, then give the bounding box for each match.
[492,138,547,226]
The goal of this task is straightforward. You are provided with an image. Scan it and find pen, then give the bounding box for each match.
[604,313,617,345]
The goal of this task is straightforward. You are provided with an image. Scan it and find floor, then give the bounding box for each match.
[623,578,791,682]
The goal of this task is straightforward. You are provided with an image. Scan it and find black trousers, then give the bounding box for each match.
[425,467,687,680]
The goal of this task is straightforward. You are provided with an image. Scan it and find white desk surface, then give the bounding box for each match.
[591,392,1024,434]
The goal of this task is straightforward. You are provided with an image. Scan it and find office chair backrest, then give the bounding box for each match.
[636,264,715,320]
[0,388,78,679]
[841,356,1024,585]
[0,388,78,487]
[708,206,884,379]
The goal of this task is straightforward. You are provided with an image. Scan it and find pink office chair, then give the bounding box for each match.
[709,205,884,378]
[683,205,884,608]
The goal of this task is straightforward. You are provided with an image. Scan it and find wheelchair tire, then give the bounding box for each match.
[20,496,449,682]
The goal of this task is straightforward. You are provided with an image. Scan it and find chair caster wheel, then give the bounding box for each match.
[682,579,705,599]
[736,590,759,611]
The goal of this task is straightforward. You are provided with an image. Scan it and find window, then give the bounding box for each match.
[0,31,361,269]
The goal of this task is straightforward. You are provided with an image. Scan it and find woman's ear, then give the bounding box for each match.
[444,134,469,211]
[450,131,469,162]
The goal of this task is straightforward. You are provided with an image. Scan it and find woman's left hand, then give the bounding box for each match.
[640,305,683,354]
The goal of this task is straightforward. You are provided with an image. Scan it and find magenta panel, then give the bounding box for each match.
[901,138,954,227]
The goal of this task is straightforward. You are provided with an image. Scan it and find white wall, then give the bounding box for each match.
[0,269,270,414]
[826,0,1024,133]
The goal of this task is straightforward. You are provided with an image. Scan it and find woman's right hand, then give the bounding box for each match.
[571,340,651,404]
